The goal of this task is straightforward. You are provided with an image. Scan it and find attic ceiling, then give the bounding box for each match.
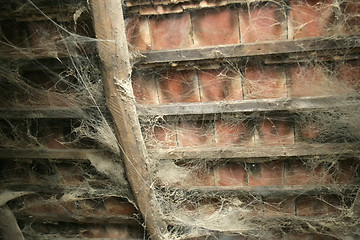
[1,0,360,240]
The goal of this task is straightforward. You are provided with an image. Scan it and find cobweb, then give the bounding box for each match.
[0,0,359,239]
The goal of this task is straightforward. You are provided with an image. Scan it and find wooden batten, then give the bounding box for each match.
[91,1,167,239]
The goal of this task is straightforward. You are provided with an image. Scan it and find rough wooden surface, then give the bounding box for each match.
[150,143,360,161]
[0,148,103,159]
[138,95,360,117]
[137,36,360,66]
[91,0,167,239]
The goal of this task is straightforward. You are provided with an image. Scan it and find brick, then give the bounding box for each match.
[247,161,284,186]
[288,0,334,39]
[158,70,200,103]
[192,7,239,46]
[104,197,136,215]
[336,60,360,91]
[81,226,106,238]
[143,123,177,149]
[199,69,243,102]
[239,2,286,43]
[24,197,67,215]
[215,119,253,146]
[296,195,340,216]
[298,121,321,142]
[126,17,151,51]
[132,71,159,104]
[289,64,344,97]
[336,159,359,184]
[339,1,360,35]
[215,163,247,186]
[177,121,214,147]
[0,21,29,49]
[263,197,295,216]
[313,234,339,240]
[257,118,294,145]
[56,162,84,185]
[27,21,66,57]
[285,161,332,185]
[243,64,287,99]
[149,13,191,50]
[105,225,133,238]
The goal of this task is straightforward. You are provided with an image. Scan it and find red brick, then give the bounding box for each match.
[296,195,340,216]
[288,0,334,39]
[132,71,159,104]
[177,121,214,147]
[313,234,339,240]
[336,159,359,184]
[243,64,287,99]
[215,163,247,186]
[248,161,284,186]
[56,162,84,185]
[81,226,106,238]
[158,70,200,103]
[298,121,321,141]
[24,197,67,215]
[289,64,346,97]
[257,118,294,145]
[282,233,313,240]
[0,21,29,49]
[143,124,177,149]
[149,13,191,50]
[199,69,243,102]
[105,225,133,238]
[263,197,295,216]
[104,197,136,215]
[239,2,286,43]
[126,17,152,51]
[192,7,239,46]
[339,1,360,35]
[27,21,66,57]
[336,60,360,91]
[285,161,332,185]
[215,119,253,146]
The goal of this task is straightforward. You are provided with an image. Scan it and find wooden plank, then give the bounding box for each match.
[14,212,138,225]
[0,205,24,240]
[0,107,87,119]
[170,184,359,198]
[0,148,102,159]
[137,36,360,66]
[1,184,131,198]
[149,142,360,160]
[137,95,360,117]
[91,0,167,239]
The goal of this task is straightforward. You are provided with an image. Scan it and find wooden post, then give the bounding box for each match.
[91,1,166,239]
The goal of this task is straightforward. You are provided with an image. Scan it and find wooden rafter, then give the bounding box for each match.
[91,1,166,239]
[136,36,360,67]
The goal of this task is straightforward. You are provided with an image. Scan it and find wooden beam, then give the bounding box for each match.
[137,36,360,66]
[137,95,360,117]
[170,184,359,198]
[1,184,131,198]
[0,148,103,159]
[0,205,24,240]
[91,1,167,239]
[0,107,87,119]
[149,142,360,161]
[14,212,139,225]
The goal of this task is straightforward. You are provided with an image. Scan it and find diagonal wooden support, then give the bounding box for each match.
[91,1,166,239]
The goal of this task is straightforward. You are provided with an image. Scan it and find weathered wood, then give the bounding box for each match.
[0,107,87,119]
[0,148,103,159]
[137,36,360,66]
[1,184,131,198]
[171,184,359,198]
[0,205,24,240]
[14,212,139,225]
[149,142,360,161]
[137,95,360,117]
[91,1,167,239]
